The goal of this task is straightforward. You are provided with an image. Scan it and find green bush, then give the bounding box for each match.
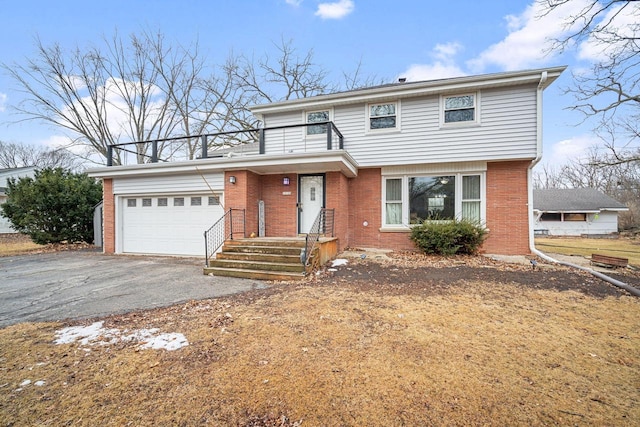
[1,168,102,244]
[410,219,487,256]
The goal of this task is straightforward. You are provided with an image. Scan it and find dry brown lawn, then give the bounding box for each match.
[536,236,640,267]
[1,253,639,426]
[0,233,44,256]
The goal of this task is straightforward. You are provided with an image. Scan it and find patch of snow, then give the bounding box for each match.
[54,322,188,351]
[139,333,189,351]
[34,380,46,387]
[19,379,31,387]
[331,258,348,267]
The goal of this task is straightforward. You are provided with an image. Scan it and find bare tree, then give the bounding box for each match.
[5,33,383,165]
[230,38,337,106]
[533,163,566,189]
[538,0,640,163]
[3,31,238,165]
[0,141,79,170]
[534,146,640,229]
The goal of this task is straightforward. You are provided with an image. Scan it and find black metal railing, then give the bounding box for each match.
[302,208,335,267]
[106,122,344,166]
[204,208,245,266]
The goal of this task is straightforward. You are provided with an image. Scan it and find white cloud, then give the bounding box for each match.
[285,0,302,6]
[545,134,599,167]
[315,0,354,20]
[399,42,466,82]
[577,2,640,61]
[0,92,7,112]
[467,0,593,72]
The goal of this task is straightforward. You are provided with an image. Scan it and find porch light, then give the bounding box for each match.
[283,177,290,186]
[229,176,236,184]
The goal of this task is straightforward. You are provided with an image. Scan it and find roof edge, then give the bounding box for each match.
[251,66,567,114]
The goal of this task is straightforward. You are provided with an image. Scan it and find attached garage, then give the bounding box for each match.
[111,172,225,256]
[120,193,224,256]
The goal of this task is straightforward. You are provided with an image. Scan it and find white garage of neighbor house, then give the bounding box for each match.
[533,188,628,236]
[110,170,224,256]
[0,166,37,234]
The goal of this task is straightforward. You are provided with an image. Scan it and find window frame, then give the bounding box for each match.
[381,172,485,228]
[304,109,333,137]
[366,101,400,133]
[440,92,479,127]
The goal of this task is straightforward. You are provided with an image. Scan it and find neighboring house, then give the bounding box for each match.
[88,66,566,257]
[0,166,37,234]
[533,188,628,236]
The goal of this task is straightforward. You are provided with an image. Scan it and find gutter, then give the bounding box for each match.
[527,71,640,297]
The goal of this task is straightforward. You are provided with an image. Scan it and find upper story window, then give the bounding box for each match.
[443,94,476,124]
[306,110,330,135]
[369,102,397,130]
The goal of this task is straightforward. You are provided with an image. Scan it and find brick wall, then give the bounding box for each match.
[484,160,531,255]
[262,174,298,237]
[224,171,262,238]
[347,168,414,251]
[102,178,115,254]
[326,172,349,251]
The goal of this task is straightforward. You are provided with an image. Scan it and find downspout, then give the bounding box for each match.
[528,71,640,297]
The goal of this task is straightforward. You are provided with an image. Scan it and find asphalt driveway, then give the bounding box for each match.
[0,250,264,328]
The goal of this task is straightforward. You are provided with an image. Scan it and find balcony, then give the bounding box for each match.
[105,122,344,167]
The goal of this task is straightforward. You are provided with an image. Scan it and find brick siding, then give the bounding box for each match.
[484,161,531,255]
[102,178,115,254]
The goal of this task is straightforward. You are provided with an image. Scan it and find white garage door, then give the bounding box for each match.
[120,194,224,256]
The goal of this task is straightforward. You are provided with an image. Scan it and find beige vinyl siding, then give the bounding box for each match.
[113,172,224,195]
[260,85,539,167]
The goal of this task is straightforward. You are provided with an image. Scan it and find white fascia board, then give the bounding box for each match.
[600,207,629,212]
[87,150,359,179]
[251,66,567,115]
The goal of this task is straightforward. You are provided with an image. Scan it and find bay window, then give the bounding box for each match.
[383,173,484,227]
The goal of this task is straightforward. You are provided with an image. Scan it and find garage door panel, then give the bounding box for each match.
[121,194,224,256]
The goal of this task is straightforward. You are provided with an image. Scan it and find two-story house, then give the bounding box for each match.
[88,66,566,269]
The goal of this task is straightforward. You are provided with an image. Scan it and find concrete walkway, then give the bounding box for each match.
[0,251,264,328]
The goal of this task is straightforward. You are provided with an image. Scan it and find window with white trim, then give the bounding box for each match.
[383,173,484,226]
[461,175,481,223]
[385,179,402,225]
[443,94,476,124]
[306,110,330,135]
[409,176,455,222]
[368,102,397,130]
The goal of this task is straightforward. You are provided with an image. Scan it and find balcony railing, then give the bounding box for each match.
[105,122,344,167]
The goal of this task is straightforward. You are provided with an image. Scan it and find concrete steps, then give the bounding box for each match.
[204,238,306,281]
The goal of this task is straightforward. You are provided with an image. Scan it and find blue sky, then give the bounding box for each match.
[0,0,618,168]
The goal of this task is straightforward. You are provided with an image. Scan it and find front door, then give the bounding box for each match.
[298,175,324,234]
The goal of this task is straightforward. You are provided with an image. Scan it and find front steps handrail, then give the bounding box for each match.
[302,208,335,268]
[204,208,245,266]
